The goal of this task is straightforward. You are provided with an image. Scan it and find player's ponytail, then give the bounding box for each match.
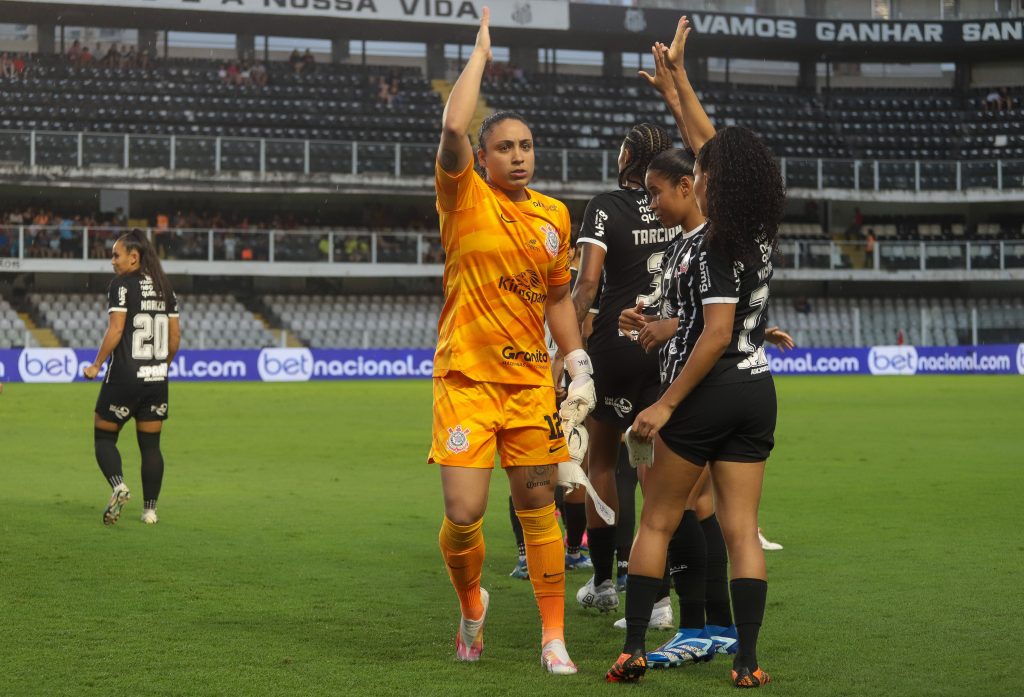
[646,148,696,187]
[116,229,174,302]
[619,122,673,190]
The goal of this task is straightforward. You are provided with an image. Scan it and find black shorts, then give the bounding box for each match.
[95,381,169,425]
[590,347,661,429]
[659,377,776,465]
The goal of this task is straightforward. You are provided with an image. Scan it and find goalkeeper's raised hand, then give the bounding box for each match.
[558,348,595,429]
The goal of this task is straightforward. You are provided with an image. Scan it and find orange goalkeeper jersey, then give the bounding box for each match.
[434,159,572,386]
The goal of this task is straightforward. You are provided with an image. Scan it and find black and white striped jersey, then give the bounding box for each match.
[657,224,706,384]
[663,230,774,386]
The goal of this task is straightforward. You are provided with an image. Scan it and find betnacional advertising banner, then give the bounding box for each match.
[1,345,1022,382]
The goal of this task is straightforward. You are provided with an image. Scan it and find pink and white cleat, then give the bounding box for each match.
[541,639,578,675]
[455,588,489,662]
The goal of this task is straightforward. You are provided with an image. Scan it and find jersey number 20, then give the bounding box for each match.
[132,313,169,361]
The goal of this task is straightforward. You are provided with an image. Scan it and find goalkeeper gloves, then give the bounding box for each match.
[558,348,595,430]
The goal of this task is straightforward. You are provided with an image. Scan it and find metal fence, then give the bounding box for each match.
[778,238,1024,271]
[2,129,1024,191]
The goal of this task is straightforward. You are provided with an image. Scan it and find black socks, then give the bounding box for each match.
[731,578,767,671]
[94,428,123,488]
[669,510,708,629]
[587,525,617,586]
[137,431,164,506]
[623,574,664,655]
[701,513,733,627]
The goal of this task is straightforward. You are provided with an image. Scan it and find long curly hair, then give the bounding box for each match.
[696,126,785,268]
[619,122,673,190]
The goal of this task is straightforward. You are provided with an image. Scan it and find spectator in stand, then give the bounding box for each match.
[985,88,1001,111]
[250,61,268,88]
[59,215,76,258]
[998,87,1013,111]
[12,53,25,77]
[0,53,12,78]
[68,40,82,62]
[302,49,316,74]
[864,228,876,268]
[79,46,93,65]
[289,49,303,74]
[103,44,119,68]
[387,77,403,108]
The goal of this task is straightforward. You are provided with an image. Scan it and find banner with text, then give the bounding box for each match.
[1,345,1022,382]
[8,0,568,30]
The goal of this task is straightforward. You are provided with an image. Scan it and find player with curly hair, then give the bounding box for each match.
[607,18,786,688]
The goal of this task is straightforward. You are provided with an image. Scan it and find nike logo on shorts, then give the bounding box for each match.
[549,444,565,453]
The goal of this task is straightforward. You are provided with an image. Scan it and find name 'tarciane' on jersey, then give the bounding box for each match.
[434,159,572,386]
[105,273,179,384]
[657,224,706,383]
[577,188,681,354]
[663,230,774,386]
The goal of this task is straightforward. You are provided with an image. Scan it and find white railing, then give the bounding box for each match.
[777,238,1024,272]
[2,129,1024,192]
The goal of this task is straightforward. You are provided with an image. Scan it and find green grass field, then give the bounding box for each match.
[1,376,1021,696]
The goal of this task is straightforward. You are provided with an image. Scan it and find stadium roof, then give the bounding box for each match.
[1,0,1021,62]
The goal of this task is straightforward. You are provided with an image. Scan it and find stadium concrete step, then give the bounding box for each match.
[19,313,59,347]
[252,312,302,347]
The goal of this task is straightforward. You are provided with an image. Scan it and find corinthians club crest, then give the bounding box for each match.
[511,1,532,25]
[624,9,647,33]
[446,425,471,454]
[541,224,559,257]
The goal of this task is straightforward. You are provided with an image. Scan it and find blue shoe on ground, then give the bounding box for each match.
[565,552,593,570]
[509,558,529,580]
[615,572,628,592]
[646,628,713,668]
[705,624,739,655]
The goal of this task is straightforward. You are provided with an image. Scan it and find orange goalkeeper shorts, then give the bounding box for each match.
[428,370,568,468]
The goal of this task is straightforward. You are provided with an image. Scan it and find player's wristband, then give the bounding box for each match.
[565,349,593,379]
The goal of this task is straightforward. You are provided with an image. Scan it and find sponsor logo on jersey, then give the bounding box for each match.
[18,348,79,383]
[118,285,128,307]
[592,209,608,238]
[497,269,546,304]
[541,224,559,257]
[868,345,918,375]
[257,348,314,382]
[501,345,549,367]
[151,403,168,417]
[108,404,131,420]
[604,396,633,419]
[446,425,471,454]
[137,363,169,381]
[624,8,646,32]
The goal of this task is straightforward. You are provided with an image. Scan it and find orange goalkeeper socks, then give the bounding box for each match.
[516,502,565,646]
[439,516,486,621]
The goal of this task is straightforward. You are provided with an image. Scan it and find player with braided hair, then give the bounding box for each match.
[567,119,681,618]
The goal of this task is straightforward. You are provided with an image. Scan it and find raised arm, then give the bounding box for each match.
[639,45,690,148]
[660,16,716,155]
[438,8,492,173]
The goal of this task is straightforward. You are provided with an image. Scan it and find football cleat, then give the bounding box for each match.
[706,624,739,655]
[732,666,772,688]
[140,509,159,525]
[565,552,593,570]
[103,483,131,526]
[646,629,713,668]
[758,528,783,551]
[576,576,619,612]
[541,639,577,675]
[606,650,647,683]
[510,558,530,580]
[613,596,674,630]
[455,588,489,662]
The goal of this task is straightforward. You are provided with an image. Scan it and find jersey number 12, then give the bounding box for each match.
[132,313,169,361]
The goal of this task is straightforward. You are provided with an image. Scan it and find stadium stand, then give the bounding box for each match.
[0,296,31,347]
[28,292,276,348]
[1,58,1022,178]
[262,294,439,348]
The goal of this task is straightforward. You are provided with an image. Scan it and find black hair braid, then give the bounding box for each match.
[618,122,673,190]
[696,126,786,268]
[116,229,174,303]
